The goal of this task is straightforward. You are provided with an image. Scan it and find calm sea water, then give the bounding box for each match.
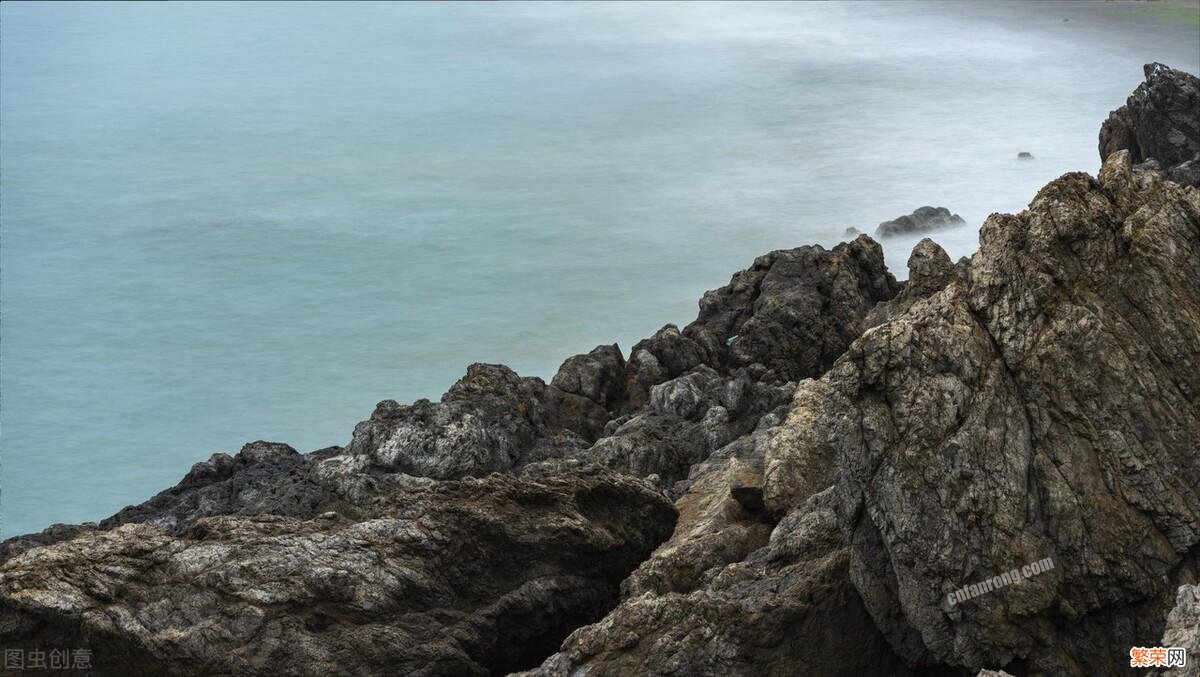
[2,2,1197,537]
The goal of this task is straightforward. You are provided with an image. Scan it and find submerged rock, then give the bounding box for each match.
[874,205,966,237]
[1017,151,1034,160]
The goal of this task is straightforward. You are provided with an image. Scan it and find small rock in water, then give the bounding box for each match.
[844,226,860,236]
[875,206,965,237]
[1017,151,1034,160]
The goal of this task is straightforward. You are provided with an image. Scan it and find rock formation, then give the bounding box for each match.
[875,205,966,237]
[3,64,1199,677]
[0,469,676,676]
[1100,62,1200,186]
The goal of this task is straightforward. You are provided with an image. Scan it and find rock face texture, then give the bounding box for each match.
[1159,584,1200,677]
[875,205,966,237]
[0,469,676,677]
[524,485,913,677]
[523,79,1200,676]
[1100,62,1200,186]
[762,151,1200,675]
[3,66,1200,677]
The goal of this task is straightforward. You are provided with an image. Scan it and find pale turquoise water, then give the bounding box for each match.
[2,1,1197,537]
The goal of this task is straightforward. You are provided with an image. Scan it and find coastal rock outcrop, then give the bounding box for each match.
[764,150,1200,674]
[524,133,1200,677]
[344,236,898,485]
[874,206,966,237]
[346,362,609,479]
[0,469,676,676]
[521,487,911,677]
[1100,62,1200,186]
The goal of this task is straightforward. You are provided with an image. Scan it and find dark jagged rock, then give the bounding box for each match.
[345,236,897,484]
[550,343,626,411]
[346,363,608,479]
[559,368,795,488]
[0,468,676,677]
[0,442,341,562]
[875,206,966,237]
[1100,62,1200,186]
[675,235,899,385]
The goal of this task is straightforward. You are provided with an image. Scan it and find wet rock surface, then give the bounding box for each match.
[875,206,966,237]
[3,65,1200,677]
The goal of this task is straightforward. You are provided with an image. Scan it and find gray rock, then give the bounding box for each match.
[1158,585,1200,677]
[1100,62,1200,185]
[863,237,957,329]
[875,206,966,237]
[562,370,794,487]
[1017,152,1034,160]
[346,362,608,479]
[551,343,626,411]
[680,235,899,383]
[0,469,676,677]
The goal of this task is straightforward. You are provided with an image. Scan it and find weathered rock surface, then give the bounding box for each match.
[525,113,1200,677]
[0,468,676,676]
[862,237,958,329]
[762,150,1200,675]
[346,362,609,479]
[875,206,966,237]
[521,488,911,677]
[1100,62,1200,186]
[343,236,897,485]
[1158,584,1200,677]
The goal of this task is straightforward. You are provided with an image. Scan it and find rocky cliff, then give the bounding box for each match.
[2,64,1198,677]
